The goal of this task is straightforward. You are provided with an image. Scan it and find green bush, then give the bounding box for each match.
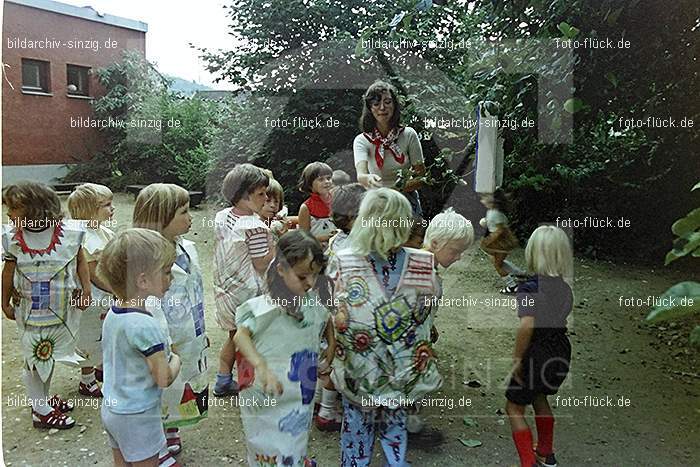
[62,51,217,192]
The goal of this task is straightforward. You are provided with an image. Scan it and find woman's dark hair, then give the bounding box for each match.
[298,162,333,195]
[359,80,402,133]
[267,229,331,309]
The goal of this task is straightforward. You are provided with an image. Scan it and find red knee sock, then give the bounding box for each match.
[512,428,536,467]
[535,415,555,455]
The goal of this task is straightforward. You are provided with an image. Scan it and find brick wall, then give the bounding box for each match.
[2,1,146,166]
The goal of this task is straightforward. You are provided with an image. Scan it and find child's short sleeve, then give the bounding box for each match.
[235,296,278,338]
[2,225,16,262]
[245,227,269,258]
[516,279,538,318]
[127,315,168,357]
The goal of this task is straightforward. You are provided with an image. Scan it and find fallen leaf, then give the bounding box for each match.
[459,438,482,448]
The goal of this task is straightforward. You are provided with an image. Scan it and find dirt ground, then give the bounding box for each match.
[2,194,699,466]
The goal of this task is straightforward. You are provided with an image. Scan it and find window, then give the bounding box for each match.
[67,65,90,96]
[21,59,50,93]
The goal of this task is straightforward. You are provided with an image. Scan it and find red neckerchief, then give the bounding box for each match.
[304,193,331,218]
[13,221,64,257]
[363,126,406,169]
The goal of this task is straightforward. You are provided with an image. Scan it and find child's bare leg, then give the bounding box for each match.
[218,331,236,374]
[505,400,528,432]
[532,393,552,416]
[111,448,130,467]
[533,394,555,456]
[215,330,239,396]
[506,400,537,466]
[493,253,509,277]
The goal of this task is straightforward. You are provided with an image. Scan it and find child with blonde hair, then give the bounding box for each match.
[235,229,334,465]
[67,183,115,398]
[298,162,337,243]
[98,228,181,467]
[404,208,474,436]
[330,188,441,466]
[213,164,274,398]
[505,225,573,467]
[133,183,209,460]
[2,181,91,430]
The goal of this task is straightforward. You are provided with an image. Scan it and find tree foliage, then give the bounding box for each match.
[197,0,698,258]
[62,51,218,192]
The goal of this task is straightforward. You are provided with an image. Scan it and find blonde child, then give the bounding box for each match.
[2,182,90,429]
[133,183,209,459]
[479,189,523,294]
[330,188,441,466]
[505,225,573,467]
[407,208,474,435]
[213,164,274,397]
[67,183,115,398]
[98,228,182,467]
[235,229,334,466]
[298,162,337,243]
[260,178,290,240]
[313,182,366,431]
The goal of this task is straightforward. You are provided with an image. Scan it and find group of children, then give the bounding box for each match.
[2,160,573,467]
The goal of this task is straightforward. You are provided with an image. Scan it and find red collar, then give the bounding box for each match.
[304,193,331,218]
[13,221,65,257]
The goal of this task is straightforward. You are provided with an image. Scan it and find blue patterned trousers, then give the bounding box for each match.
[340,398,409,467]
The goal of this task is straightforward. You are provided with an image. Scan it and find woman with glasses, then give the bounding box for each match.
[353,80,426,216]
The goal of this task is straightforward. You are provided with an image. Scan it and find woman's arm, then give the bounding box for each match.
[355,161,382,188]
[234,326,283,396]
[298,203,311,231]
[2,261,16,320]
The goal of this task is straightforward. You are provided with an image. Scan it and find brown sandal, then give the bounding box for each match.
[48,394,74,412]
[32,408,75,429]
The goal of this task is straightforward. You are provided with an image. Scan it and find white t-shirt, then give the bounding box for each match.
[353,126,424,187]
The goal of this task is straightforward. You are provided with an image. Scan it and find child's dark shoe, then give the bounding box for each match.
[500,284,518,294]
[78,381,103,398]
[536,452,558,467]
[315,415,341,432]
[32,408,75,429]
[94,368,103,382]
[48,394,75,412]
[213,379,239,397]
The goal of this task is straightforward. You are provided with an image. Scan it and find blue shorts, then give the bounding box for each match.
[101,404,165,462]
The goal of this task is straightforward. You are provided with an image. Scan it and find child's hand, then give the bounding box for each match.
[75,290,91,310]
[258,363,283,396]
[2,303,15,320]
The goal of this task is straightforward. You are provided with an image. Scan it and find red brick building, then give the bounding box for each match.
[2,0,147,183]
